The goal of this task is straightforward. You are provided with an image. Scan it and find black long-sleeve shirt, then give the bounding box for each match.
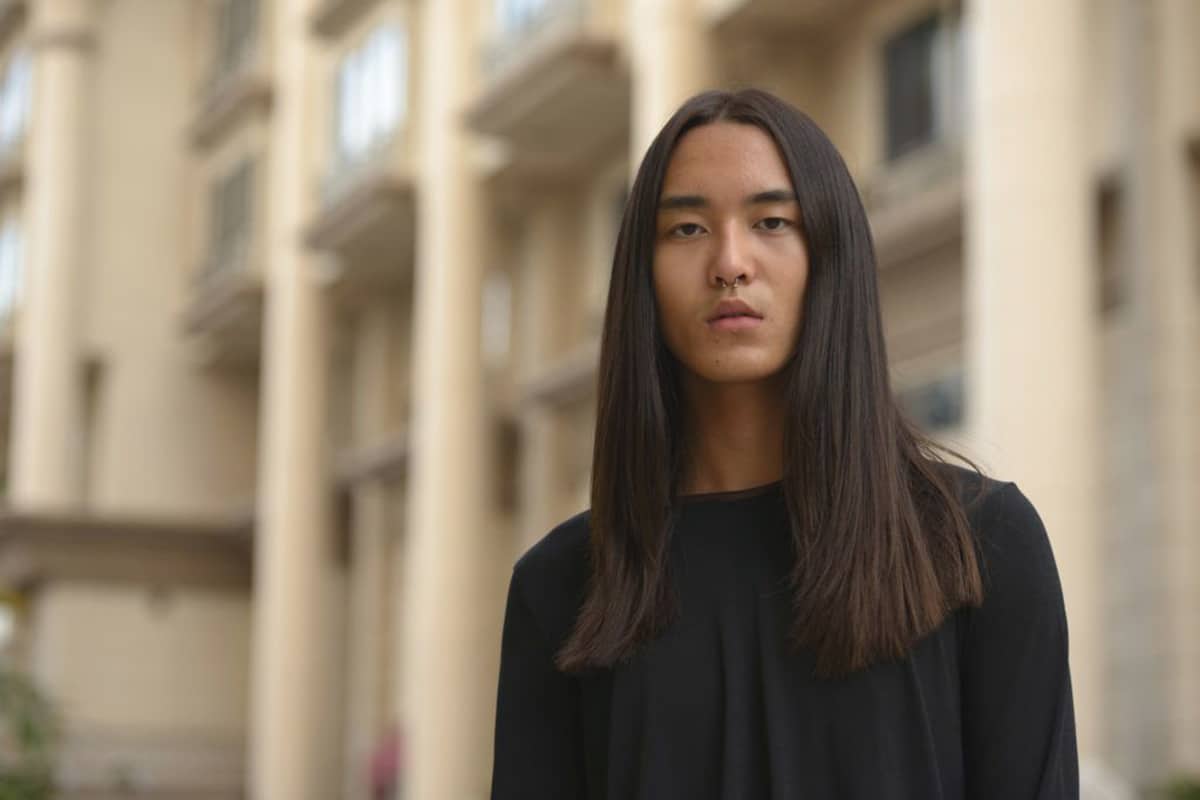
[491,469,1078,799]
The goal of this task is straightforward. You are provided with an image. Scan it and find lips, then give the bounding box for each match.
[707,298,762,323]
[707,298,764,332]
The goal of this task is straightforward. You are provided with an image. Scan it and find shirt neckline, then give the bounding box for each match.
[677,479,783,504]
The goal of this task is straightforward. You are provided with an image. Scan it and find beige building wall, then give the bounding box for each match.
[84,0,259,517]
[29,582,249,796]
[2,1,260,797]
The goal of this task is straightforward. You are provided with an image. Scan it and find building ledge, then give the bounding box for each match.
[0,1,27,49]
[466,27,629,179]
[182,259,265,369]
[707,0,870,36]
[518,339,599,408]
[308,0,382,39]
[335,429,409,488]
[302,152,415,260]
[864,142,963,270]
[189,63,273,151]
[0,507,252,590]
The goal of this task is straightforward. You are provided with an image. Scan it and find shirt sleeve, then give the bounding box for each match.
[960,481,1080,799]
[490,565,586,799]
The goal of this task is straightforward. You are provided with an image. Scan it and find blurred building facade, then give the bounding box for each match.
[0,0,1194,798]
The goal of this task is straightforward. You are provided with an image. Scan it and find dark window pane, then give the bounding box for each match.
[885,15,938,161]
[209,158,255,273]
[897,371,964,432]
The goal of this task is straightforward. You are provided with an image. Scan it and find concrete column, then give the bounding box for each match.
[1139,0,1200,774]
[629,0,714,160]
[343,306,399,800]
[514,199,577,552]
[1106,1,1167,782]
[965,0,1103,764]
[248,0,345,797]
[400,1,501,797]
[518,409,559,553]
[8,0,96,509]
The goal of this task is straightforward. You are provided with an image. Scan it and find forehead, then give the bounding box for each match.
[660,121,792,195]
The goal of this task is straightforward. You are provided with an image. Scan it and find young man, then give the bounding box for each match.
[490,89,1078,800]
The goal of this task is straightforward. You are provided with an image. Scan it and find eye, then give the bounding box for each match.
[669,222,707,239]
[754,217,793,232]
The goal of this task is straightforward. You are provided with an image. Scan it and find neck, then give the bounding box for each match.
[679,372,786,495]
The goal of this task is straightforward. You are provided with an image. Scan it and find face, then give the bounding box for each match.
[652,122,809,387]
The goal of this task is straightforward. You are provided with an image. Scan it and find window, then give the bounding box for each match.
[213,0,258,80]
[1096,178,1125,314]
[0,216,22,321]
[0,52,29,156]
[494,0,551,38]
[883,10,964,161]
[482,269,512,368]
[333,25,407,170]
[207,159,255,275]
[896,370,964,432]
[1192,150,1200,296]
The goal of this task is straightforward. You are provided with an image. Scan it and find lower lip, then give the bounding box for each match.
[708,315,763,332]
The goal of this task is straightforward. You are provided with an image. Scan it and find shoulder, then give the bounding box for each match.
[927,463,1064,608]
[928,460,1005,510]
[509,510,592,647]
[961,478,1066,619]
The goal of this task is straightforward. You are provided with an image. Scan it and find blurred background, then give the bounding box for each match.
[0,0,1195,798]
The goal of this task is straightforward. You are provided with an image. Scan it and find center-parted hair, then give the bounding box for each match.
[557,88,989,679]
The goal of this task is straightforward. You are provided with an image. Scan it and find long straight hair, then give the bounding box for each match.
[557,89,987,679]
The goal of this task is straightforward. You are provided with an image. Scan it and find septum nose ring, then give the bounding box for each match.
[716,276,743,289]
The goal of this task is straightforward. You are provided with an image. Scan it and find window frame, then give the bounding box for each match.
[882,8,965,164]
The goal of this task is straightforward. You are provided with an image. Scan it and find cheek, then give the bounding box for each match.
[769,254,809,340]
[654,283,684,341]
[782,249,809,306]
[651,268,695,355]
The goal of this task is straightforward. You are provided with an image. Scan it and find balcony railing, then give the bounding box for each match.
[207,0,260,94]
[321,132,404,206]
[467,0,627,179]
[484,0,588,77]
[191,1,270,150]
[863,138,963,271]
[304,131,415,299]
[197,234,253,284]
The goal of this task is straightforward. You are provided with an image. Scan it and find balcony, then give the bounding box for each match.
[518,338,599,408]
[304,137,415,303]
[0,1,26,49]
[706,0,872,35]
[189,50,273,151]
[334,428,409,488]
[182,238,264,369]
[466,0,629,181]
[0,509,252,590]
[863,141,963,271]
[309,0,383,39]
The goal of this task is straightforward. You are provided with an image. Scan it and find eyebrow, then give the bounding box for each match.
[658,189,797,211]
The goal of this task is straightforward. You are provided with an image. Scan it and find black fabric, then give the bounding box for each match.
[490,466,1078,799]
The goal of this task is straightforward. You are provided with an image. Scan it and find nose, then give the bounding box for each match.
[709,222,753,289]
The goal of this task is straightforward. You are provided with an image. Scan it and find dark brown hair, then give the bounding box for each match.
[557,88,988,679]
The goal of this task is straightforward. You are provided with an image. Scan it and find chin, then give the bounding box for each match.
[686,355,788,385]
